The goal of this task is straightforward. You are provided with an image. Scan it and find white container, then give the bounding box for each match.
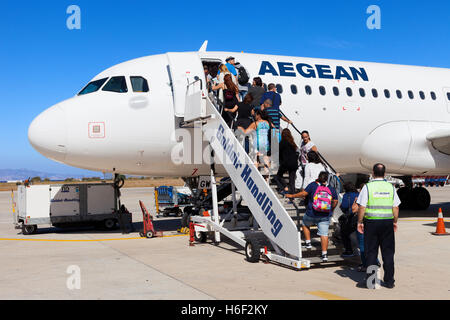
[16,183,128,234]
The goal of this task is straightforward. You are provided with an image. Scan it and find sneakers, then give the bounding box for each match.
[341,250,355,258]
[321,253,328,262]
[382,281,395,289]
[304,242,312,249]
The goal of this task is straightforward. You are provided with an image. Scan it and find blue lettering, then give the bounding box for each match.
[258,61,369,82]
[267,210,276,224]
[261,197,270,211]
[315,64,334,79]
[272,219,283,237]
[256,192,266,206]
[277,62,296,77]
[246,176,254,190]
[296,63,316,78]
[258,61,278,76]
[251,184,259,198]
[241,164,251,183]
[216,124,224,140]
[264,200,273,216]
[350,67,369,81]
[335,66,353,80]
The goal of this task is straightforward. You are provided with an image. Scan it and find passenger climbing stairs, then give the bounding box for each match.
[168,59,348,269]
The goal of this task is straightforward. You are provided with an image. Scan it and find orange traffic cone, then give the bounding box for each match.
[432,208,449,236]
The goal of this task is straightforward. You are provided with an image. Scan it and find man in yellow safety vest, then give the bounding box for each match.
[356,163,400,289]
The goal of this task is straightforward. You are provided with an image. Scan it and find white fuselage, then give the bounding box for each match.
[28,51,450,177]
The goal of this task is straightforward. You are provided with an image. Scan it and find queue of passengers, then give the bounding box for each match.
[205,59,353,263]
[205,56,320,187]
[207,62,389,268]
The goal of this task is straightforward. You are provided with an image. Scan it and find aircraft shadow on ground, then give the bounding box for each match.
[422,221,450,229]
[400,202,450,218]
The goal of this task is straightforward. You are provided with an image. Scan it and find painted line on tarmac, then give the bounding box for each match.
[0,234,189,242]
[308,291,350,300]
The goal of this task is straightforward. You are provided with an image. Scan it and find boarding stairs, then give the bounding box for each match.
[177,76,346,269]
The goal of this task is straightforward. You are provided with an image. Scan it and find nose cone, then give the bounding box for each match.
[28,105,67,162]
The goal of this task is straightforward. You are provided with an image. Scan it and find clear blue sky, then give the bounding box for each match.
[1,0,450,175]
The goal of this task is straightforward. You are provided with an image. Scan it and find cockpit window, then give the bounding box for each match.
[102,76,128,93]
[130,76,149,92]
[78,78,108,95]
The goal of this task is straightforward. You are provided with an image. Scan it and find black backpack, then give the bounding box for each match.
[237,65,249,85]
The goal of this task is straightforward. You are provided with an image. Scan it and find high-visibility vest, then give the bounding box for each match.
[365,180,395,220]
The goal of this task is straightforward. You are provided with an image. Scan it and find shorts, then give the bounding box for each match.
[302,214,331,237]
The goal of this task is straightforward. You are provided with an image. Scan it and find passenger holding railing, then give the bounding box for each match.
[228,93,254,153]
[221,74,240,128]
[273,129,299,195]
[244,109,271,181]
[225,93,254,131]
[204,65,212,92]
[247,77,265,108]
[286,171,339,263]
[259,84,292,141]
[295,131,319,190]
[300,131,318,166]
[212,64,232,105]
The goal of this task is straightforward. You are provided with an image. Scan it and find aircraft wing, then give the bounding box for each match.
[426,129,450,155]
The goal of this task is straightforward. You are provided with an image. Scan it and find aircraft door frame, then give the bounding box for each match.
[167,52,206,117]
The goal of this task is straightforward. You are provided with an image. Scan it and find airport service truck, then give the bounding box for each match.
[15,183,131,235]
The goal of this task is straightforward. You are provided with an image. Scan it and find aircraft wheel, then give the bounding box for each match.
[397,187,413,210]
[245,239,261,263]
[412,187,431,210]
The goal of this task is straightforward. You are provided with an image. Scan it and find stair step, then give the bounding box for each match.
[307,254,347,264]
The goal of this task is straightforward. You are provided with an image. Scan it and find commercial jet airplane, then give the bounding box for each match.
[28,41,450,211]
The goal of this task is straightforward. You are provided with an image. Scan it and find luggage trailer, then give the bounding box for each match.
[15,183,131,234]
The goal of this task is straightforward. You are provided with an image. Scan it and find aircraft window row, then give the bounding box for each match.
[280,83,439,101]
[78,76,149,95]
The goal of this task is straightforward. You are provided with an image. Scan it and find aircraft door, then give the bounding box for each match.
[167,52,206,117]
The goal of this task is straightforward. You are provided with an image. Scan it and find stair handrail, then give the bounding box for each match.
[279,109,341,177]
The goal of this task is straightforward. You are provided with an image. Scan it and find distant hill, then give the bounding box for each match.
[0,169,102,181]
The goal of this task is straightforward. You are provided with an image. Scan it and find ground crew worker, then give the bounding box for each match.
[356,163,400,289]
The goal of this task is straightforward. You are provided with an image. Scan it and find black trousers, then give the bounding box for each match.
[340,214,356,252]
[364,219,395,285]
[274,167,296,194]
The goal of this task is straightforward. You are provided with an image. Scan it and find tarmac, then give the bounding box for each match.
[0,186,449,300]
